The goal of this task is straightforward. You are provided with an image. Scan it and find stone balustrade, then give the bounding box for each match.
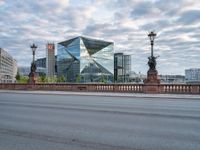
[160,84,200,94]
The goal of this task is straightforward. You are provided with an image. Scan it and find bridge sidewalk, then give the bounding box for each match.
[0,90,200,100]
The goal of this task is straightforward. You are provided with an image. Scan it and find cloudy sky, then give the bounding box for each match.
[0,0,200,75]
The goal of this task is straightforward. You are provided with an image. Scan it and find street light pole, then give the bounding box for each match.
[28,43,37,84]
[31,43,37,64]
[147,31,157,70]
[33,51,35,63]
[144,31,160,87]
[151,40,153,58]
[148,31,156,58]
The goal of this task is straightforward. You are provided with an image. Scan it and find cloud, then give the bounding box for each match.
[155,0,184,16]
[0,0,4,6]
[130,1,156,19]
[140,20,172,31]
[177,10,200,25]
[0,0,200,75]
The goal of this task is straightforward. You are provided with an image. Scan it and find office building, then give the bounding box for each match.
[35,56,57,76]
[114,53,131,82]
[185,68,200,84]
[35,57,46,75]
[35,57,46,68]
[57,36,114,82]
[46,43,55,77]
[0,48,17,83]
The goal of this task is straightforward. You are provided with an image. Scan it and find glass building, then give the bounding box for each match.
[35,56,57,76]
[114,53,131,82]
[57,36,114,82]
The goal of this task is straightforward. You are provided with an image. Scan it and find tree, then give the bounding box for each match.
[15,72,20,81]
[100,75,106,83]
[76,74,81,83]
[57,75,66,83]
[46,76,57,83]
[38,74,46,83]
[19,76,28,83]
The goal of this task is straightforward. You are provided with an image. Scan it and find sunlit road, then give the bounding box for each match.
[0,92,200,150]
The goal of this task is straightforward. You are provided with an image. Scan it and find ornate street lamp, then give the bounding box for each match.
[144,31,160,85]
[147,31,157,70]
[31,43,37,64]
[148,31,156,58]
[28,43,37,84]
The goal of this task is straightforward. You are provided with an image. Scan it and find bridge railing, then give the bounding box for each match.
[159,84,200,94]
[0,83,200,94]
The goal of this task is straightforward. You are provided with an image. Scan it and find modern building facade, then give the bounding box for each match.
[35,57,46,75]
[35,56,57,76]
[0,48,17,83]
[114,53,131,82]
[36,57,46,68]
[185,68,200,84]
[46,43,55,77]
[57,36,114,82]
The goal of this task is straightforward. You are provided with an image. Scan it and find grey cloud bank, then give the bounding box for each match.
[0,0,200,75]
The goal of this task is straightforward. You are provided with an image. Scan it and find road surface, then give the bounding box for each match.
[0,92,200,150]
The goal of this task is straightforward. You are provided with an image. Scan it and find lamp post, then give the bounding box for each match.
[147,31,157,70]
[31,43,37,64]
[144,31,160,87]
[148,31,156,58]
[28,43,37,84]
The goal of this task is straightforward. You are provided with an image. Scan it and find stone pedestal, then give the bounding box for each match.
[144,69,160,93]
[28,72,36,84]
[144,69,160,84]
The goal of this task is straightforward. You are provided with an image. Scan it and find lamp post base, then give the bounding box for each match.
[143,69,160,93]
[144,69,160,84]
[28,72,36,84]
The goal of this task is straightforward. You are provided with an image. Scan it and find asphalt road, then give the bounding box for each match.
[0,92,200,150]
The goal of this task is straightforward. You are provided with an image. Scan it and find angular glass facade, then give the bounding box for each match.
[57,36,114,82]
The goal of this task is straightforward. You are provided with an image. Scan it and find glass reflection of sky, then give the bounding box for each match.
[66,38,80,60]
[57,36,114,82]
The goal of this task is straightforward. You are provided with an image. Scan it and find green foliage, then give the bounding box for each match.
[17,76,28,83]
[46,76,57,83]
[38,74,46,83]
[15,72,21,81]
[37,75,68,83]
[57,75,66,83]
[15,71,28,83]
[41,75,46,83]
[100,75,106,83]
[76,74,81,83]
